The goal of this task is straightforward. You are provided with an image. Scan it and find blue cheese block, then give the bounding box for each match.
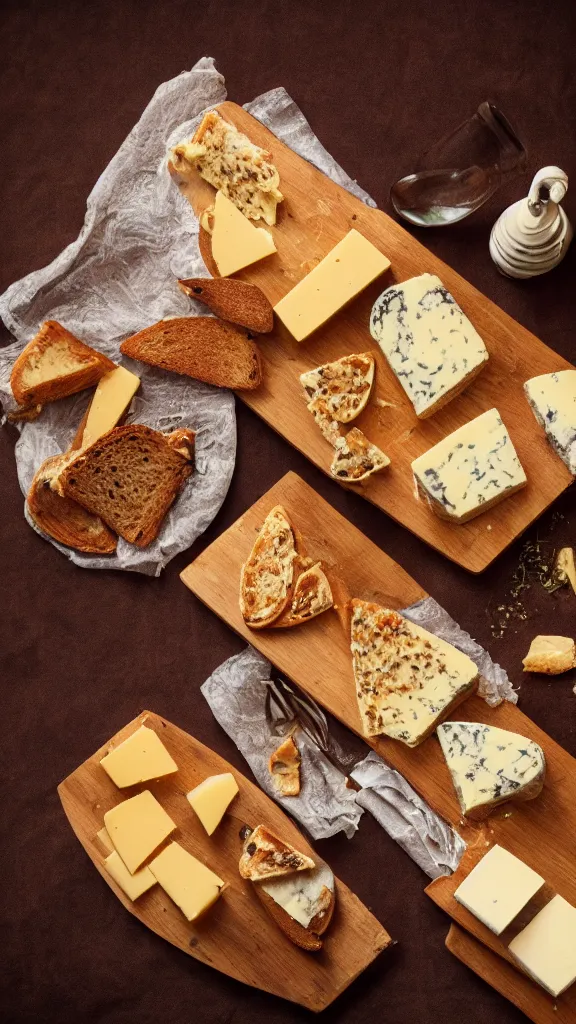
[524,369,576,475]
[369,273,489,418]
[411,408,527,523]
[437,721,546,820]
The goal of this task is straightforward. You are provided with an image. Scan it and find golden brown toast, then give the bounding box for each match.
[178,278,274,333]
[27,455,117,554]
[10,321,115,409]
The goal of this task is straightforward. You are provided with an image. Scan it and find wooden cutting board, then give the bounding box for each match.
[174,100,574,573]
[58,711,391,1012]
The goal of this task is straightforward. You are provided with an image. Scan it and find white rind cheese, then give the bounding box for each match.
[508,895,576,997]
[370,273,489,417]
[411,408,527,523]
[261,864,334,929]
[454,845,544,935]
[437,721,546,819]
[524,369,576,475]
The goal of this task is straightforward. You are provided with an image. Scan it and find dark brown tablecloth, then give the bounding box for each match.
[2,2,576,1021]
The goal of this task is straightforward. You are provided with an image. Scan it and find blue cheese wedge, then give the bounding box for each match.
[411,408,527,523]
[350,600,478,745]
[524,369,576,474]
[261,864,334,928]
[370,273,489,418]
[437,721,546,820]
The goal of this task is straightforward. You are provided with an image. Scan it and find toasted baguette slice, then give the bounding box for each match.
[300,353,375,424]
[10,321,115,408]
[27,455,117,554]
[120,317,262,391]
[59,425,194,547]
[240,505,298,629]
[268,736,301,796]
[271,563,334,629]
[255,866,335,951]
[330,427,390,482]
[178,278,274,333]
[239,825,315,881]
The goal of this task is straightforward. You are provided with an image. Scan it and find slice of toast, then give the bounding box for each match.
[254,872,335,951]
[271,562,334,628]
[330,427,390,482]
[27,455,117,554]
[300,353,375,424]
[178,278,274,333]
[238,825,315,881]
[120,317,262,391]
[10,321,115,408]
[59,425,195,547]
[239,505,298,629]
[268,736,301,796]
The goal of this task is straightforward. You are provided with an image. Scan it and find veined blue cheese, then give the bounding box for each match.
[370,273,489,418]
[437,721,546,820]
[411,408,527,523]
[261,864,334,928]
[350,600,478,746]
[524,369,576,474]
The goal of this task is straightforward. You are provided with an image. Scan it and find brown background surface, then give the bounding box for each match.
[1,2,575,1022]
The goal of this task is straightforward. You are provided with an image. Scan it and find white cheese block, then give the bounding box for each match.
[261,864,334,929]
[437,721,546,819]
[411,408,527,523]
[370,273,489,417]
[508,895,576,997]
[454,845,544,935]
[186,773,239,835]
[524,369,576,474]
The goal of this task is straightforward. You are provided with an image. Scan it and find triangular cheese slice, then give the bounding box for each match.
[238,825,315,881]
[350,600,478,745]
[437,721,546,819]
[300,353,375,424]
[210,191,277,277]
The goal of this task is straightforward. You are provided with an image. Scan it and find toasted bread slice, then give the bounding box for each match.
[240,505,298,629]
[300,353,375,424]
[306,397,343,446]
[268,736,301,796]
[10,321,115,408]
[239,825,314,881]
[271,563,334,629]
[178,278,274,333]
[59,425,194,547]
[120,317,262,391]
[27,455,117,554]
[256,863,335,951]
[330,427,390,482]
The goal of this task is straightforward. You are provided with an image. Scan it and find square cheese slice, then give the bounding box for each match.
[455,845,544,935]
[274,229,390,342]
[210,190,276,277]
[187,773,239,836]
[508,895,576,997]
[411,408,527,523]
[104,850,156,901]
[149,842,225,922]
[370,273,489,417]
[100,725,178,788]
[524,369,576,475]
[104,790,176,874]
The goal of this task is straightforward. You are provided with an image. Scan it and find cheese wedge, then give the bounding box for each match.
[210,191,276,277]
[239,825,315,881]
[104,790,176,874]
[508,895,576,997]
[186,773,239,836]
[524,369,576,475]
[81,365,140,448]
[149,842,225,922]
[104,850,157,901]
[437,721,546,819]
[454,845,544,935]
[522,635,576,674]
[100,725,178,788]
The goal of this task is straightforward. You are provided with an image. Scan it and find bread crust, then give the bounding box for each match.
[27,455,117,554]
[10,321,115,407]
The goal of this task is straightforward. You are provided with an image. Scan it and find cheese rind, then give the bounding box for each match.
[411,408,527,523]
[437,721,546,819]
[104,850,157,901]
[454,845,544,935]
[104,790,176,874]
[274,229,390,342]
[524,369,576,474]
[100,725,178,788]
[149,842,225,922]
[261,865,334,928]
[81,365,140,448]
[210,191,276,277]
[186,773,239,836]
[508,895,576,997]
[370,273,489,417]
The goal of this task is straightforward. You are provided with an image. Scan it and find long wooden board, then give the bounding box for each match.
[58,711,391,1012]
[175,101,574,573]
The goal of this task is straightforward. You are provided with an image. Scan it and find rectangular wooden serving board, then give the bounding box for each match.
[58,711,391,1012]
[175,100,574,573]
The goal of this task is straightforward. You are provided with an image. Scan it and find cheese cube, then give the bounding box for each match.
[524,369,576,475]
[274,229,390,342]
[100,725,178,788]
[508,895,576,997]
[81,365,140,448]
[149,842,225,922]
[454,845,544,935]
[210,191,276,277]
[411,408,527,523]
[186,773,239,836]
[104,790,176,874]
[104,851,156,901]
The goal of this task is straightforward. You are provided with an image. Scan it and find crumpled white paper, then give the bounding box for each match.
[201,647,363,840]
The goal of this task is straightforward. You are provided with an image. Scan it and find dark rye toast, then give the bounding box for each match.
[27,455,117,554]
[178,278,274,334]
[10,321,115,409]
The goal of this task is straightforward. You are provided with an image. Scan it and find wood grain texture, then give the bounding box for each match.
[174,101,574,573]
[58,711,391,1012]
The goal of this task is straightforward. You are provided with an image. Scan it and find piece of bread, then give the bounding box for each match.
[239,505,298,629]
[306,397,343,446]
[271,562,334,628]
[253,875,335,952]
[178,278,274,333]
[10,321,115,409]
[238,825,315,881]
[330,427,390,482]
[522,635,576,675]
[169,110,283,225]
[268,737,301,796]
[27,455,117,554]
[300,353,375,424]
[120,317,262,391]
[59,425,194,547]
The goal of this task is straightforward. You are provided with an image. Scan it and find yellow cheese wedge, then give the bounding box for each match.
[96,826,115,854]
[104,850,156,901]
[104,790,176,874]
[100,725,178,788]
[81,365,140,447]
[186,773,239,836]
[149,841,225,921]
[211,191,276,277]
[274,229,390,342]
